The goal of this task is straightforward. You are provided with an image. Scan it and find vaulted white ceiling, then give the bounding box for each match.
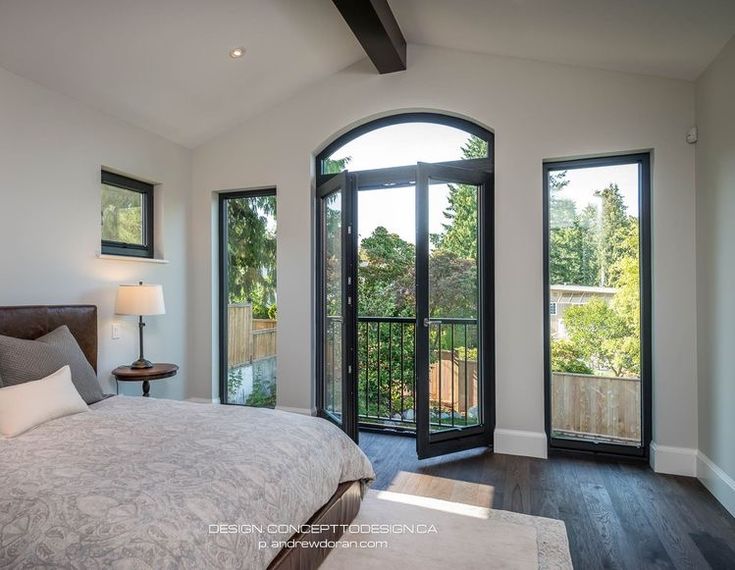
[0,0,733,148]
[392,0,735,81]
[0,0,364,147]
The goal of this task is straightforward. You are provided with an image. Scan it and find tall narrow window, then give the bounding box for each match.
[101,171,154,258]
[219,189,277,407]
[544,154,651,457]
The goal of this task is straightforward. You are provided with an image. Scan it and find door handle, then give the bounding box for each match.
[423,318,441,327]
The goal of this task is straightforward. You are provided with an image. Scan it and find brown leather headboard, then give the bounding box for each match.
[0,305,98,372]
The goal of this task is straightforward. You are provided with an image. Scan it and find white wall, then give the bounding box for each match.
[695,36,735,515]
[191,44,698,455]
[0,67,192,399]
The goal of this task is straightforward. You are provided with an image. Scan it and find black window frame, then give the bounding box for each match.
[543,152,652,460]
[218,187,278,406]
[101,170,154,258]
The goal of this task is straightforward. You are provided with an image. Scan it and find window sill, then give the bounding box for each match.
[96,253,169,264]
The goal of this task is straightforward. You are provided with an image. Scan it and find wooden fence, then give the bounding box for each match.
[427,357,640,443]
[228,304,277,367]
[429,350,478,413]
[551,372,640,443]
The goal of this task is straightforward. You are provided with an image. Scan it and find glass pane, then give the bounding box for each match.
[324,123,487,173]
[323,192,343,421]
[427,176,480,433]
[357,186,416,429]
[101,184,144,244]
[223,194,277,407]
[547,163,642,446]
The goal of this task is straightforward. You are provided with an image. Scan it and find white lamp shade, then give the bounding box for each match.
[115,283,166,316]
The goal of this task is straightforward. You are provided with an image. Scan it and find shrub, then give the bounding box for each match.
[551,339,594,374]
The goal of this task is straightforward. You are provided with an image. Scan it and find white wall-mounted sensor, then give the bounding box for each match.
[686,127,698,144]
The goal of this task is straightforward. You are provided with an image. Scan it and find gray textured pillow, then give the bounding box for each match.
[0,326,104,404]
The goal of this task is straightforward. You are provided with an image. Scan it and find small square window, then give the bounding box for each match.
[101,171,154,258]
[549,302,558,316]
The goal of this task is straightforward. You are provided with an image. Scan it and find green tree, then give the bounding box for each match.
[549,171,577,229]
[563,297,636,377]
[551,339,594,374]
[428,250,477,319]
[357,229,416,421]
[460,135,488,161]
[549,217,599,286]
[608,218,639,286]
[596,183,631,287]
[324,195,343,316]
[433,135,486,259]
[226,195,277,318]
[358,227,415,317]
[323,156,351,174]
[101,186,144,244]
[548,173,600,286]
[610,254,640,375]
[578,203,601,280]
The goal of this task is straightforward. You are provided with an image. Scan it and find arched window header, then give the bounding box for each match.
[317,113,493,176]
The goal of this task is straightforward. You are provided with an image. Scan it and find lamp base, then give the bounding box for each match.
[131,358,153,369]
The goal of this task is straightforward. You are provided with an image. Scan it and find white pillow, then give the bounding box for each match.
[0,365,89,438]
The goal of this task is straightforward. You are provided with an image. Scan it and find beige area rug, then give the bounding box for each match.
[322,478,572,569]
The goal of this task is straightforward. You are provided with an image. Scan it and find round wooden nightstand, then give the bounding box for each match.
[112,363,179,397]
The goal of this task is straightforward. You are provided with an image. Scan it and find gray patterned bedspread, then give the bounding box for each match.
[0,396,374,569]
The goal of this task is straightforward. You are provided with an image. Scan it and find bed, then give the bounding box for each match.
[0,305,374,569]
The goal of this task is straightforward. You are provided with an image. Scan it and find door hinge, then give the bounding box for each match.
[348,365,353,374]
[347,225,352,235]
[348,296,352,306]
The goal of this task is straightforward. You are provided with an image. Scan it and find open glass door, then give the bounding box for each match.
[415,162,494,458]
[316,172,358,442]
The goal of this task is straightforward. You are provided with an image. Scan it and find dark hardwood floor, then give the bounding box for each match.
[359,431,735,569]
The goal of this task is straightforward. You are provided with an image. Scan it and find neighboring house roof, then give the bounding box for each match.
[549,284,617,295]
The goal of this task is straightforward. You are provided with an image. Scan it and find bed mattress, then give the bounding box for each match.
[0,396,374,569]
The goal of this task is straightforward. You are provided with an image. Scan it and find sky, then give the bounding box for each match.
[328,123,640,244]
[552,163,640,219]
[329,122,473,244]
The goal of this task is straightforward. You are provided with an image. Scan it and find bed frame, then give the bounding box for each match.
[0,304,365,570]
[0,305,98,371]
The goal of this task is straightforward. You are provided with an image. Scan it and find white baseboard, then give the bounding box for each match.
[649,442,697,476]
[276,405,316,416]
[697,451,735,517]
[494,429,548,459]
[186,397,220,404]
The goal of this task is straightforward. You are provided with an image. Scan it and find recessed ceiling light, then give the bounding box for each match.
[229,47,245,59]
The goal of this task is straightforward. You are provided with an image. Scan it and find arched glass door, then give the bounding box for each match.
[316,113,494,458]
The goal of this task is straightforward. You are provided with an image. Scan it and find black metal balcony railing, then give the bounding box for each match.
[358,316,417,430]
[324,315,480,432]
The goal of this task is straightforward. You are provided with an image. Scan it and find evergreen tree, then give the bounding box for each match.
[323,156,351,174]
[549,179,599,286]
[548,171,576,228]
[226,195,277,318]
[434,136,487,259]
[596,183,630,287]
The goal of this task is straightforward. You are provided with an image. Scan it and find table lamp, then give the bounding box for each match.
[115,282,166,369]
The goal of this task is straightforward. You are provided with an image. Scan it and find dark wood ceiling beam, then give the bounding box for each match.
[332,0,407,74]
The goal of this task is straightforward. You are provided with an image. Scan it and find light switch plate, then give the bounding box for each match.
[112,322,121,340]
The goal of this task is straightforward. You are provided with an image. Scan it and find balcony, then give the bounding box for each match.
[355,316,480,432]
[322,316,642,444]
